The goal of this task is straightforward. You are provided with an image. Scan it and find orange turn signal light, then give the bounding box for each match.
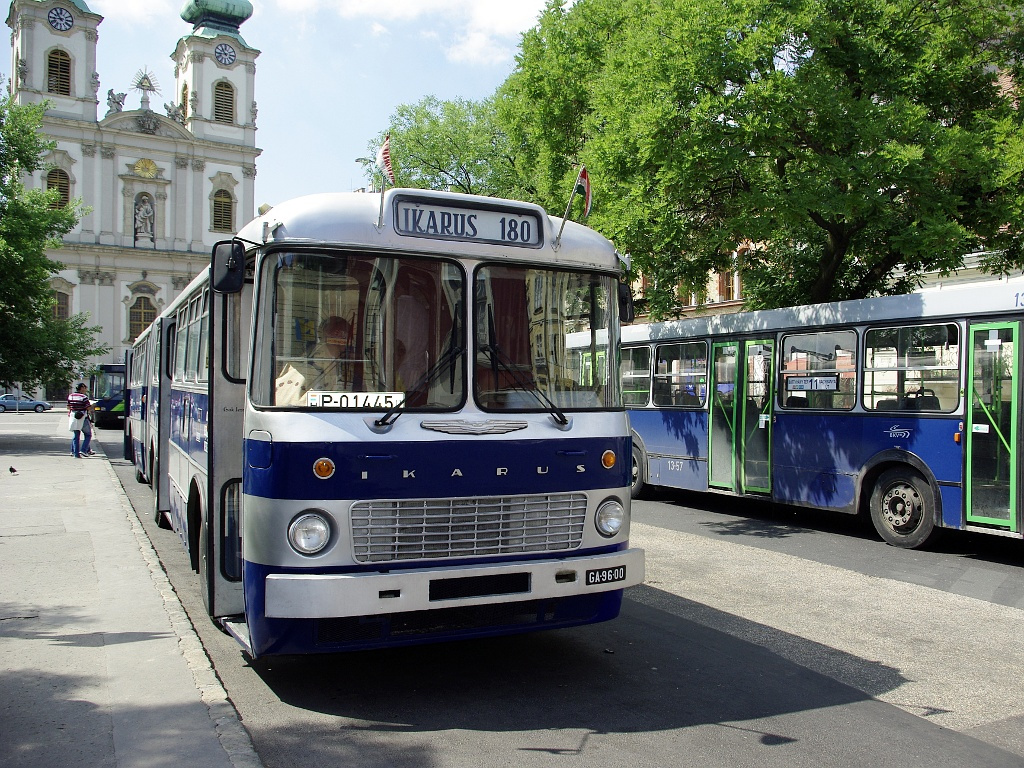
[313,458,335,479]
[601,450,617,469]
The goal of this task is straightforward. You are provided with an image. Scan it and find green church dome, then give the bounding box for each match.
[180,1,253,31]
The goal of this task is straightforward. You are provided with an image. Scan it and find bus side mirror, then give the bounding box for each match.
[618,282,635,324]
[211,240,245,294]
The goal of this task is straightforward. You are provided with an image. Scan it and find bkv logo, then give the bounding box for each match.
[886,424,911,439]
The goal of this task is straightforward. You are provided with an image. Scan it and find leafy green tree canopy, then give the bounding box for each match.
[504,0,1024,314]
[368,95,522,197]
[0,88,107,390]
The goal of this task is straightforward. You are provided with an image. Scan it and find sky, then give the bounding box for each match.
[1,0,554,208]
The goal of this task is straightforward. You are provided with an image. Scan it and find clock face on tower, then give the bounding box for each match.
[214,43,237,66]
[47,7,74,31]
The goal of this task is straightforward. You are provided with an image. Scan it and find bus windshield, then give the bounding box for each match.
[256,250,464,409]
[474,264,618,411]
[92,368,125,399]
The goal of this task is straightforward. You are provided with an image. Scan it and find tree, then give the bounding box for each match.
[367,96,522,198]
[497,0,637,212]
[0,88,107,390]
[501,0,1024,315]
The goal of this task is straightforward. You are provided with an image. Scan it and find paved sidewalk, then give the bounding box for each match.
[0,413,262,768]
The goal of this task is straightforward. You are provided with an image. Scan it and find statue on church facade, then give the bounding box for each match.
[134,194,155,243]
[106,89,126,116]
[165,101,185,124]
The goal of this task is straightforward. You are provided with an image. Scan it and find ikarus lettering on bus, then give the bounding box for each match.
[393,195,543,248]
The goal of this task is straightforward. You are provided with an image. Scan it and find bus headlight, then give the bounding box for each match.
[595,499,625,538]
[288,511,332,555]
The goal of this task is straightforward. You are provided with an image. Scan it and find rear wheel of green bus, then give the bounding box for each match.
[869,467,939,549]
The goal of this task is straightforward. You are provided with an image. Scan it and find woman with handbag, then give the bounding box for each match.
[67,383,94,458]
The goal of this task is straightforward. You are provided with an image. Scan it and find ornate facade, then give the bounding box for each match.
[5,0,260,395]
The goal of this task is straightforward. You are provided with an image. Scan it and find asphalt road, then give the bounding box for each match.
[109,456,1024,768]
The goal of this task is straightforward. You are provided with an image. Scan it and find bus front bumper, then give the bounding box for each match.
[264,548,645,619]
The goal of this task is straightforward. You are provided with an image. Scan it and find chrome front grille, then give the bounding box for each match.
[350,493,588,563]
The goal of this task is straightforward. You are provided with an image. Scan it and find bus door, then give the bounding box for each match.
[965,322,1019,532]
[204,284,250,619]
[709,339,775,493]
[709,342,739,490]
[742,340,774,493]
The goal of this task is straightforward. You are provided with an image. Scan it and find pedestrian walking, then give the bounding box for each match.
[67,382,94,458]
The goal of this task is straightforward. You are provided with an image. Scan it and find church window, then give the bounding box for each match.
[54,291,70,320]
[46,50,72,95]
[212,189,234,232]
[213,81,235,123]
[181,84,189,120]
[46,169,70,208]
[129,297,157,342]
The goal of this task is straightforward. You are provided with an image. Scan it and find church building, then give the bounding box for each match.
[5,0,260,398]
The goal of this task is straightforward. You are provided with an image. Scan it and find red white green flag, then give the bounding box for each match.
[376,134,395,186]
[575,165,592,218]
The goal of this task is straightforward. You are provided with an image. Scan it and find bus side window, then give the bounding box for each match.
[780,330,857,410]
[621,346,651,406]
[863,323,960,412]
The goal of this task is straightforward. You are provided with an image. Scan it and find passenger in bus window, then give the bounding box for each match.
[274,316,354,405]
[308,316,354,390]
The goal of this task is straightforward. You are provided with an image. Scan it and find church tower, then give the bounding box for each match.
[173,0,259,224]
[4,0,261,399]
[6,0,101,121]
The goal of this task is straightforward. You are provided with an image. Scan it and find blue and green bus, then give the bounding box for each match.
[622,279,1024,548]
[90,363,126,429]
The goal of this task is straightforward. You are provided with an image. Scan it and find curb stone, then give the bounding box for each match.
[102,460,263,768]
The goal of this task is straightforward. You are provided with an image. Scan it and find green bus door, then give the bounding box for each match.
[709,340,774,493]
[966,323,1019,531]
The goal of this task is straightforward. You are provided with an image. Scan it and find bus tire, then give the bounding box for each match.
[134,457,147,484]
[631,446,647,499]
[869,467,939,549]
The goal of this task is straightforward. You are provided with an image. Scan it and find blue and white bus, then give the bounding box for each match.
[126,315,174,529]
[622,279,1024,549]
[131,189,644,657]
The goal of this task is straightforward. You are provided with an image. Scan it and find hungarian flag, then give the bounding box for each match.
[376,134,396,186]
[575,165,592,218]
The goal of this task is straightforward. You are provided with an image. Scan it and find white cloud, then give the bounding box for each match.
[446,30,516,66]
[91,0,179,25]
[272,0,548,65]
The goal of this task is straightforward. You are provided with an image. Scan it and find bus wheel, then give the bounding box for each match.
[631,446,646,500]
[869,468,939,549]
[134,456,147,484]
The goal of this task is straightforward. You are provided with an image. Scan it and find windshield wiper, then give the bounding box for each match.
[483,310,568,427]
[375,310,462,427]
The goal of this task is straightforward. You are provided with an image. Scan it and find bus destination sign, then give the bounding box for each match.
[394,196,543,248]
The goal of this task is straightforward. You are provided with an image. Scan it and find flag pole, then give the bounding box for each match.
[375,134,394,230]
[552,166,584,251]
